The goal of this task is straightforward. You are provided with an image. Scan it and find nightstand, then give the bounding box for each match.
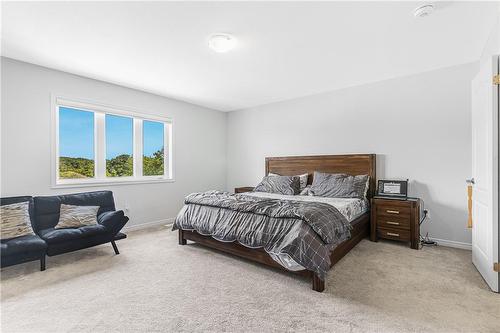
[370,197,421,249]
[234,187,254,193]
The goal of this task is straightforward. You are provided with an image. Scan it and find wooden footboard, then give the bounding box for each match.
[178,212,370,292]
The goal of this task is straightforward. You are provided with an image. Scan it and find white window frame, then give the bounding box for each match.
[51,96,174,188]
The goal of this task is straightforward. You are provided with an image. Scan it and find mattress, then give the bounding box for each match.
[241,192,369,223]
[240,192,370,271]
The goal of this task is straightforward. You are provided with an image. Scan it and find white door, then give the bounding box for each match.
[471,55,499,292]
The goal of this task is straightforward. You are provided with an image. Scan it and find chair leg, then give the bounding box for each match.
[111,240,120,255]
[40,256,46,271]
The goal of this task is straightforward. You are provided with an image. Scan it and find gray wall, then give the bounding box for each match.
[0,56,479,246]
[227,63,478,246]
[1,57,227,229]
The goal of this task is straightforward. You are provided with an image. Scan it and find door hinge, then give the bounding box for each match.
[494,75,500,85]
[494,262,499,272]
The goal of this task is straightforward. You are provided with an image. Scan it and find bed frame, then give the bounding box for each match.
[178,154,376,292]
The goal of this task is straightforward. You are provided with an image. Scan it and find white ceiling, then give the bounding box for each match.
[1,1,498,111]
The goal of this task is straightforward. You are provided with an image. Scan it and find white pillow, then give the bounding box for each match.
[56,204,99,229]
[299,185,313,196]
[268,172,309,192]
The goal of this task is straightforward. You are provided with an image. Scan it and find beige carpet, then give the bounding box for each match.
[1,226,499,333]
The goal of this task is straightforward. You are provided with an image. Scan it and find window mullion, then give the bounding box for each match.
[55,106,60,183]
[95,113,106,179]
[134,118,143,178]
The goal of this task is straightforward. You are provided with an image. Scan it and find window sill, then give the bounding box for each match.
[51,178,175,189]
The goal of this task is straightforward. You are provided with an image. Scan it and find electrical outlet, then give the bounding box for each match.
[424,209,430,219]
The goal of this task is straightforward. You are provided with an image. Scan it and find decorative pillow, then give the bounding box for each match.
[0,201,35,239]
[309,172,370,198]
[56,204,99,229]
[362,176,370,197]
[253,175,301,195]
[299,185,313,196]
[268,172,309,191]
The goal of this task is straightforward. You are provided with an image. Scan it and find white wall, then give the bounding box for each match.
[227,63,478,246]
[1,57,227,229]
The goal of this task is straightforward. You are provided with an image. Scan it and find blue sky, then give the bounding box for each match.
[106,114,133,159]
[59,107,94,159]
[143,120,164,157]
[59,107,164,159]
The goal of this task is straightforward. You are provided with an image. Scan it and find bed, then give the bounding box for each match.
[175,154,376,292]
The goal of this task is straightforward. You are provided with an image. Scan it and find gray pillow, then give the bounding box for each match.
[56,204,99,229]
[268,172,309,192]
[309,172,370,198]
[0,201,35,239]
[253,175,301,195]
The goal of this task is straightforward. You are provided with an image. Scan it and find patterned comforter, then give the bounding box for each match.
[173,191,352,280]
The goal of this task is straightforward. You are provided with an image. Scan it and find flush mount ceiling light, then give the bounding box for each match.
[208,33,237,53]
[414,4,435,18]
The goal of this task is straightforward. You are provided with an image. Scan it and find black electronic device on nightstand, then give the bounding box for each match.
[374,179,408,200]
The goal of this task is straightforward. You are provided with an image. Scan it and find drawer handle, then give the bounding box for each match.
[386,221,400,225]
[386,210,400,214]
[387,232,400,237]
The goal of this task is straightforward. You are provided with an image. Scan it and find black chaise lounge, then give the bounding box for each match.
[1,191,129,270]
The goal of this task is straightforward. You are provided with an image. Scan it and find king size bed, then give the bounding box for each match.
[173,154,376,292]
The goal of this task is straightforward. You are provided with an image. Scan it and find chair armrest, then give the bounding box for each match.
[97,210,129,234]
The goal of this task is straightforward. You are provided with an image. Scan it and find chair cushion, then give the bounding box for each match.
[0,234,47,257]
[38,224,108,245]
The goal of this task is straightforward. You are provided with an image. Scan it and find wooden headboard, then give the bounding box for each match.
[265,154,377,198]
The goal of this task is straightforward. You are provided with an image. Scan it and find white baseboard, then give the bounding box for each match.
[431,238,472,250]
[123,217,175,232]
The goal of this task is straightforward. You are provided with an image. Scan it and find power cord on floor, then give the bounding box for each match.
[421,232,437,247]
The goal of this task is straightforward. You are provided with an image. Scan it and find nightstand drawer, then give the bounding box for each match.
[377,217,410,230]
[376,205,411,219]
[377,227,411,241]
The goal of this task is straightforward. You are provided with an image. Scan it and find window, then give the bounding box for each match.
[54,98,172,186]
[58,107,95,179]
[143,120,165,176]
[106,114,133,177]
